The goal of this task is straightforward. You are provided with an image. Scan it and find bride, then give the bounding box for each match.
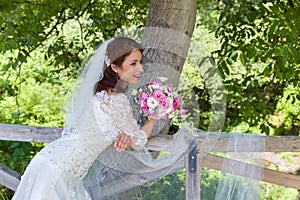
[12,36,264,200]
[12,37,158,199]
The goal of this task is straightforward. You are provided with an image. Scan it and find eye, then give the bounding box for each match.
[130,62,137,66]
[130,59,142,66]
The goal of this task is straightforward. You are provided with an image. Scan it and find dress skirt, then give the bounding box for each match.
[12,153,92,200]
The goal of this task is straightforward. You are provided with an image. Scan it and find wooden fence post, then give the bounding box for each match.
[0,164,20,191]
[297,169,300,200]
[185,139,200,200]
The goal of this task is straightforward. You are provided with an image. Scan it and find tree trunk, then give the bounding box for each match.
[141,0,197,135]
[118,2,197,198]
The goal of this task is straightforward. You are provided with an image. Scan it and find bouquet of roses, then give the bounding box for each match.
[131,80,188,120]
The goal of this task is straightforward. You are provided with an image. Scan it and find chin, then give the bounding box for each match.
[131,80,140,85]
[123,76,141,85]
[131,78,141,85]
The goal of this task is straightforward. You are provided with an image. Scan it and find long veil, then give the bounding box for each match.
[64,29,265,199]
[83,129,264,200]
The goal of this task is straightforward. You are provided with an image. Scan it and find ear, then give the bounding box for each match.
[111,64,118,73]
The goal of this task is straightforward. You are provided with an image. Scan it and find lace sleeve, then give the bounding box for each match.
[110,94,148,150]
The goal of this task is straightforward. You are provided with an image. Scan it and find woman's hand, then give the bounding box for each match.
[142,119,156,138]
[114,133,132,151]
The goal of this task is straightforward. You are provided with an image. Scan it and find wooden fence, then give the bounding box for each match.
[0,123,300,199]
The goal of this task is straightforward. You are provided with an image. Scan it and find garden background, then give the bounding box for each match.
[0,0,299,199]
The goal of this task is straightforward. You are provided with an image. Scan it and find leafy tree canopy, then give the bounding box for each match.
[212,0,300,134]
[0,0,149,78]
[0,1,299,199]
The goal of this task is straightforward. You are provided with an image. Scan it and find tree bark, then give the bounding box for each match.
[141,0,197,135]
[121,1,197,198]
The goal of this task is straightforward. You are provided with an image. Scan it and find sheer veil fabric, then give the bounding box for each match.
[13,34,265,200]
[76,34,264,199]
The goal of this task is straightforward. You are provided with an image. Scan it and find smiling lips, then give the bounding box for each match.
[134,74,142,79]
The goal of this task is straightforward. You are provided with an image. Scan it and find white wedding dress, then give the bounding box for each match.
[12,91,148,200]
[12,91,265,200]
[12,36,265,199]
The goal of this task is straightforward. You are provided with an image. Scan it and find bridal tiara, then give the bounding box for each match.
[104,52,111,66]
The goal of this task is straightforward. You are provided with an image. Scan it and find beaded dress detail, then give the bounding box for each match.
[12,91,147,200]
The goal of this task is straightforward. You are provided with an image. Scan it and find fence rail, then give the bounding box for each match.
[1,124,300,152]
[0,123,299,199]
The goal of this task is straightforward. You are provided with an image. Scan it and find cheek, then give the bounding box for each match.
[123,71,134,80]
[119,67,133,79]
[123,66,134,75]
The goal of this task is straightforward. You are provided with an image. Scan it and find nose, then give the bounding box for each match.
[138,63,144,73]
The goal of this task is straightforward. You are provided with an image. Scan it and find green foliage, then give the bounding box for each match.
[139,168,220,200]
[179,25,224,131]
[274,85,300,135]
[0,50,69,126]
[142,171,185,200]
[0,0,299,199]
[185,2,300,199]
[0,0,149,78]
[0,141,43,173]
[200,168,220,200]
[263,182,298,200]
[196,0,223,31]
[0,49,69,198]
[0,1,149,198]
[216,0,300,77]
[210,0,300,135]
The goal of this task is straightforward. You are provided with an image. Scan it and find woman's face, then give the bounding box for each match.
[113,49,144,86]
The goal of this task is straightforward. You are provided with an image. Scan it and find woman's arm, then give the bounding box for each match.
[141,119,156,138]
[114,119,156,151]
[110,94,157,150]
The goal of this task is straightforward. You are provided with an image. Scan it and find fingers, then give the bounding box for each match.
[114,133,132,151]
[114,135,131,151]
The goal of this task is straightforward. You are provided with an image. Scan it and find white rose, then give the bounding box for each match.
[147,97,159,108]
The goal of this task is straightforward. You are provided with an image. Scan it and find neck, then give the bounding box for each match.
[107,81,128,94]
[115,80,128,92]
[119,80,128,90]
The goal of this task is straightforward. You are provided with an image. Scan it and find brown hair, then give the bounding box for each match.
[94,37,143,94]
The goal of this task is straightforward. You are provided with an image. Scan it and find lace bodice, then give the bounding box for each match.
[95,91,148,148]
[39,91,147,179]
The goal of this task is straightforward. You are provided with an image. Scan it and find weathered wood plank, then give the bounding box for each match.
[1,151,300,192]
[147,135,300,152]
[0,124,299,153]
[0,124,299,193]
[200,153,300,190]
[185,140,200,200]
[197,134,300,152]
[0,124,62,142]
[89,152,300,197]
[0,164,21,191]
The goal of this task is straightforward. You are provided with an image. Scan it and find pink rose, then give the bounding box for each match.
[167,86,173,93]
[153,89,166,101]
[150,80,162,86]
[139,92,148,103]
[139,92,149,110]
[160,97,169,109]
[173,96,181,110]
[141,103,148,111]
[178,109,188,116]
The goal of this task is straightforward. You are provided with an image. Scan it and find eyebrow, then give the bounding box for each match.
[130,59,140,62]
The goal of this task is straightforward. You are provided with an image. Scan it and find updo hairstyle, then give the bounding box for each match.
[94,37,143,94]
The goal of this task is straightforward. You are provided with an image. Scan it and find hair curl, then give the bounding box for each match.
[94,37,143,94]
